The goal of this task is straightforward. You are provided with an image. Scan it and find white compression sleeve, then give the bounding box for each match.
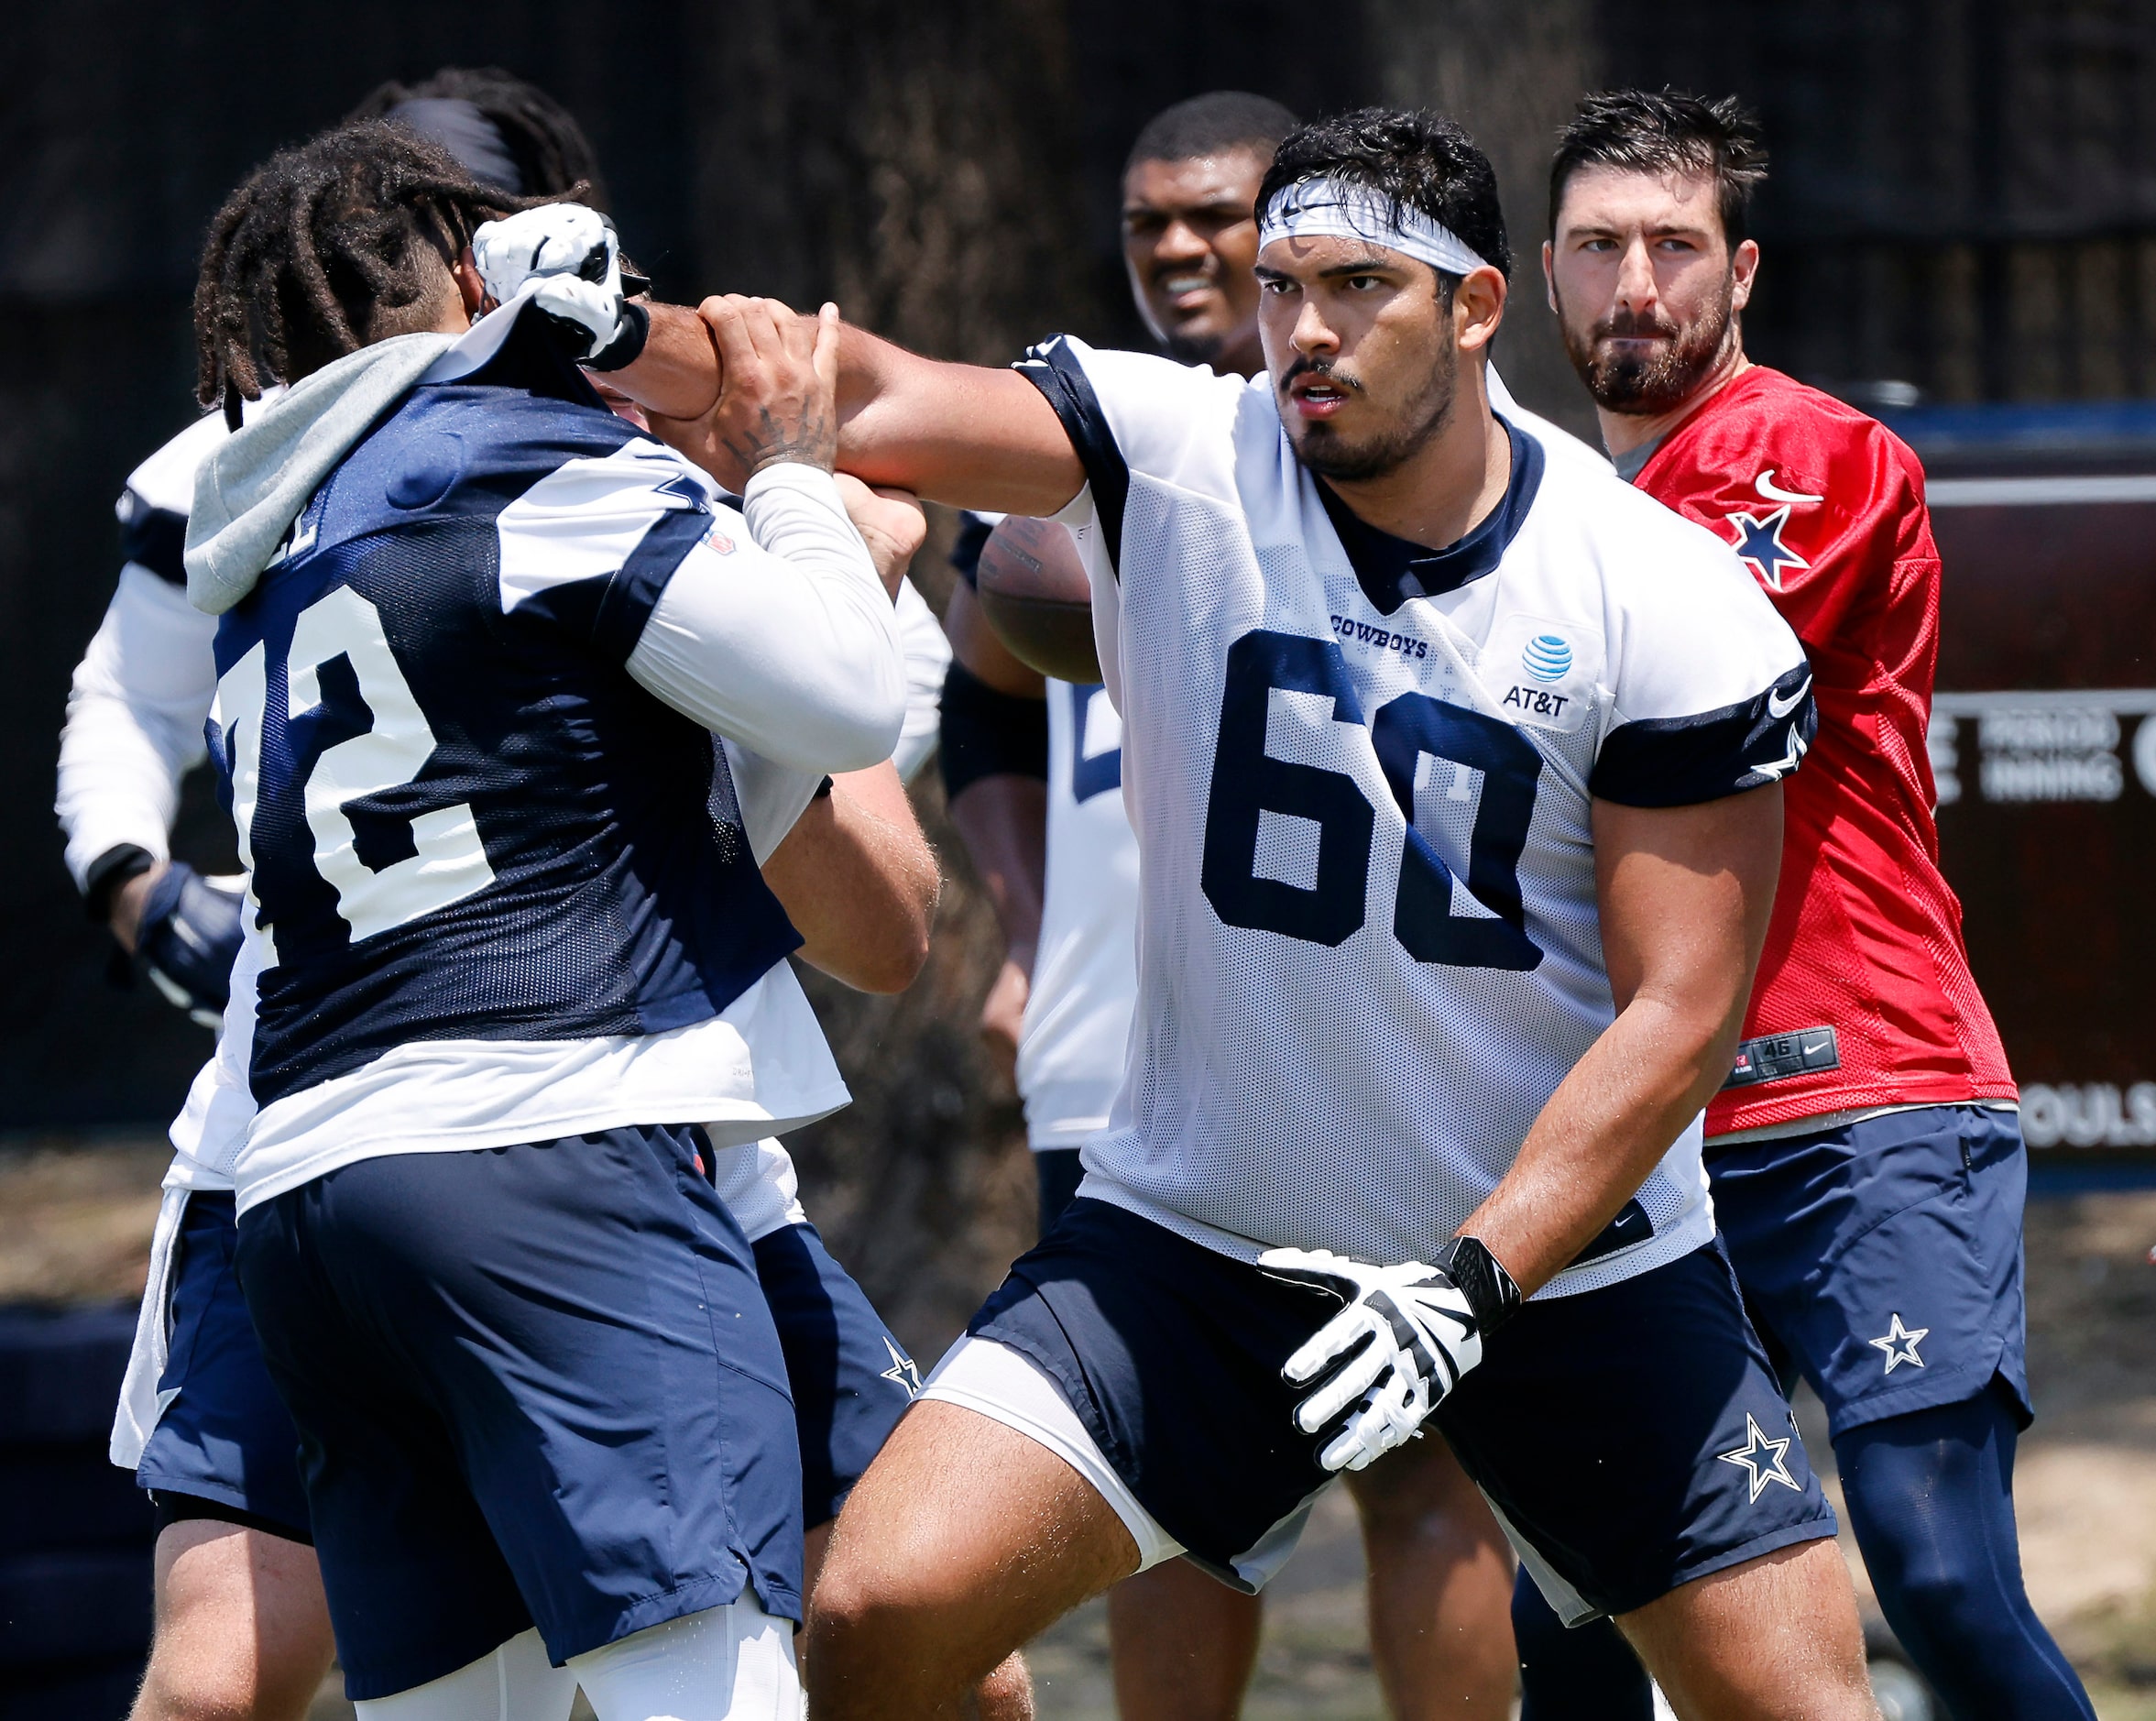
[569,1594,800,1721]
[891,575,951,784]
[56,565,219,890]
[353,1628,577,1721]
[626,462,904,774]
[719,574,945,864]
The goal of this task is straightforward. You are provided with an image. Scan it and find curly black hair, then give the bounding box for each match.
[1549,90,1767,246]
[1257,107,1511,282]
[192,120,553,411]
[346,66,607,206]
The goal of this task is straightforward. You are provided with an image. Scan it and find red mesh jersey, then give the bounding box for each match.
[1632,366,2016,1135]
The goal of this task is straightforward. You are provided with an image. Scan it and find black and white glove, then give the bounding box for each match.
[1260,1237,1521,1474]
[135,862,245,1031]
[471,203,651,370]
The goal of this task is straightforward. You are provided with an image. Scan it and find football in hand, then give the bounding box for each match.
[974,516,1101,684]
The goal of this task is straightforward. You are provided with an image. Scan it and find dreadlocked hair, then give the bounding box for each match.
[348,66,607,206]
[193,120,554,411]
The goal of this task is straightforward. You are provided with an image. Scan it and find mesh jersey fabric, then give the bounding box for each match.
[1017,678,1141,1149]
[1018,336,1815,1296]
[1632,367,2016,1137]
[208,314,844,1211]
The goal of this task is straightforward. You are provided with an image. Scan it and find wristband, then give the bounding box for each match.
[584,300,651,373]
[1434,1235,1523,1338]
[83,843,156,924]
[939,662,1048,799]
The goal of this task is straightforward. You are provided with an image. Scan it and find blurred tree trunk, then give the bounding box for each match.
[676,0,1107,1356]
[1366,0,1603,438]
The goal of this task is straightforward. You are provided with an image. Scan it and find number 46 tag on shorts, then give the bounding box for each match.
[1475,614,1603,736]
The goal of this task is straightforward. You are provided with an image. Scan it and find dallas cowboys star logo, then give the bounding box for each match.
[654,471,711,509]
[1716,1413,1801,1503]
[1869,1313,1929,1375]
[1725,505,1811,591]
[880,1337,923,1397]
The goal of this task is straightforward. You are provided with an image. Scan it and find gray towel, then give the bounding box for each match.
[184,333,458,615]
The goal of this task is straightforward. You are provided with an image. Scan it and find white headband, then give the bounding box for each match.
[1257,176,1492,278]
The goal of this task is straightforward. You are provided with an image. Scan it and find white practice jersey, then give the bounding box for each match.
[57,407,257,892]
[1020,337,1814,1298]
[1017,678,1140,1149]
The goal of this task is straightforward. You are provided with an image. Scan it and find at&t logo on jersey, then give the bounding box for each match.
[1522,634,1571,683]
[1478,618,1600,735]
[1505,635,1575,719]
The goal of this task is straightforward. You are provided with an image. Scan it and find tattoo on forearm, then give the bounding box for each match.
[722,400,837,474]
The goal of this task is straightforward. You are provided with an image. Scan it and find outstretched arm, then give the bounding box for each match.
[465,212,1082,510]
[618,301,1085,516]
[1458,784,1784,1295]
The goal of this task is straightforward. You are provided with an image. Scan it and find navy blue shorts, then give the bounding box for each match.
[1034,1147,1085,1240]
[752,1222,917,1529]
[136,1192,312,1543]
[972,1199,1835,1620]
[1708,1103,2032,1441]
[235,1124,803,1702]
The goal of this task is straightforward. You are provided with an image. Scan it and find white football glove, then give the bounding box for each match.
[471,203,648,368]
[1261,1241,1516,1474]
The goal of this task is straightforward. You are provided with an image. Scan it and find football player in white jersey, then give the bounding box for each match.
[596,106,1877,1717]
[940,92,1519,1721]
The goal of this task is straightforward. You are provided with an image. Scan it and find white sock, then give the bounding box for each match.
[569,1593,801,1721]
[355,1627,578,1721]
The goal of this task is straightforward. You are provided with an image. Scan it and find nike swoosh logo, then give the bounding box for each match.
[1767,676,1811,720]
[1756,469,1823,505]
[1801,1038,1830,1056]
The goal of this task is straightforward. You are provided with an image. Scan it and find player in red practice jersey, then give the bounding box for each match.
[1522,91,2096,1721]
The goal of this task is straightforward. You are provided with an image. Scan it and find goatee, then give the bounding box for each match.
[1286,348,1459,483]
[1563,286,1735,416]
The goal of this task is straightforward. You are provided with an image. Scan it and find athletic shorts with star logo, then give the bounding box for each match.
[1706,1102,2033,1441]
[946,1199,1835,1624]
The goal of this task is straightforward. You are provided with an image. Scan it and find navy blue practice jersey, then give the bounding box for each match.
[209,319,799,1113]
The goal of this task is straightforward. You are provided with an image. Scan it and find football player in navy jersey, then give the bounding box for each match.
[940,92,1517,1721]
[178,122,915,1719]
[65,75,623,1721]
[77,82,1008,1721]
[593,108,1879,1720]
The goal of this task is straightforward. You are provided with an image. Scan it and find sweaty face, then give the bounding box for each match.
[1548,166,1748,415]
[1122,151,1270,371]
[1256,235,1461,482]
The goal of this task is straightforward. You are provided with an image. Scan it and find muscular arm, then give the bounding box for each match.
[620,302,1086,514]
[1459,785,1784,1294]
[761,762,940,993]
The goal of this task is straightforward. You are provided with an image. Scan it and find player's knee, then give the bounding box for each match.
[804,1551,923,1675]
[805,1539,987,1714]
[132,1650,274,1721]
[1875,1549,1990,1639]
